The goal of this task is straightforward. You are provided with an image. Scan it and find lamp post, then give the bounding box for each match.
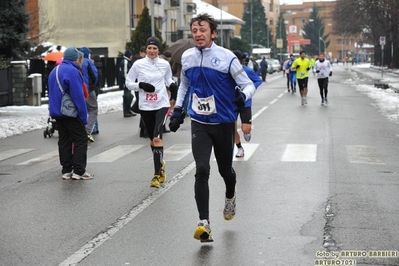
[279,17,282,62]
[151,0,155,36]
[278,19,288,62]
[220,0,223,47]
[319,37,326,54]
[318,23,331,54]
[318,25,324,54]
[250,0,253,52]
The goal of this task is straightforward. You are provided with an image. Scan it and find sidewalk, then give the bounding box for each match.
[0,88,125,139]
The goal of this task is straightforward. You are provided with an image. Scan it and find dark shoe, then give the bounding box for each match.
[163,125,170,133]
[129,111,137,116]
[124,113,133,117]
[91,130,99,135]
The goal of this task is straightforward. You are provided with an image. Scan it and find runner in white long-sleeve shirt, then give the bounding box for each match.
[314,53,332,106]
[125,36,178,188]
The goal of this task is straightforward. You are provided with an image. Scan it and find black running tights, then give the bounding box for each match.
[191,121,236,221]
[318,78,329,99]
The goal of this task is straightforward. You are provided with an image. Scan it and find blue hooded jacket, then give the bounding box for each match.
[48,60,88,124]
[79,47,98,92]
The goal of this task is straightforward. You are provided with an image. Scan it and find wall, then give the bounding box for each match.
[38,0,130,57]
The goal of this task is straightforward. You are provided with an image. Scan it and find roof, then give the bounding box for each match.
[193,0,245,25]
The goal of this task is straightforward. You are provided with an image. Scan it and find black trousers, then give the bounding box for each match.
[317,78,329,99]
[191,121,236,220]
[56,118,88,175]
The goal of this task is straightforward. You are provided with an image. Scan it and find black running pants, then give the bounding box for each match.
[191,121,236,221]
[318,78,329,99]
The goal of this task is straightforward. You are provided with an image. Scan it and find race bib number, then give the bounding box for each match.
[300,72,306,77]
[145,93,158,101]
[192,93,217,115]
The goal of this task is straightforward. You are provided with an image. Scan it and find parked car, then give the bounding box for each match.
[269,59,282,73]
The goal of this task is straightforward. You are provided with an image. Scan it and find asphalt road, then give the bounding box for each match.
[1,65,399,266]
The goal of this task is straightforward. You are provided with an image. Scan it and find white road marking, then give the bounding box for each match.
[270,99,278,104]
[346,145,385,164]
[281,144,317,162]
[277,93,284,98]
[60,92,272,265]
[164,144,192,161]
[252,106,268,120]
[88,145,145,163]
[0,149,34,162]
[58,161,196,266]
[17,150,58,165]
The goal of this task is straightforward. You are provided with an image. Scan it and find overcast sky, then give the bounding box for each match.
[281,0,335,5]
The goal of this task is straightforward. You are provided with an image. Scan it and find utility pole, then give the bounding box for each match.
[151,0,155,36]
[220,0,223,47]
[250,0,253,52]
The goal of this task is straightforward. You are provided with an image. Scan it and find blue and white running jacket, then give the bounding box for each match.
[176,43,256,124]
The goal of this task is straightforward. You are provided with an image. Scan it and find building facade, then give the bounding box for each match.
[27,0,243,57]
[205,0,281,47]
[280,1,363,61]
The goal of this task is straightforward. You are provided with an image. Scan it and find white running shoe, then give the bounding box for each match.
[62,172,73,180]
[72,172,94,180]
[243,133,251,142]
[223,191,236,221]
[235,147,244,158]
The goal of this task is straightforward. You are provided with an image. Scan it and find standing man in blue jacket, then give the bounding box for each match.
[79,47,98,142]
[48,47,93,180]
[169,13,256,242]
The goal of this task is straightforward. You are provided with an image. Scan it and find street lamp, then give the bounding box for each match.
[319,37,326,53]
[250,0,253,51]
[318,23,331,54]
[279,19,288,62]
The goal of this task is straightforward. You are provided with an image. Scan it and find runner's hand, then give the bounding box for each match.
[169,82,178,94]
[233,87,246,111]
[169,107,185,132]
[139,82,155,92]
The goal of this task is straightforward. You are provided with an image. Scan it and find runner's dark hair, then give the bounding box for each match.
[190,13,218,36]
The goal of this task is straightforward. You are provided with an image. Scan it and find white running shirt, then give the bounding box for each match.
[125,56,173,111]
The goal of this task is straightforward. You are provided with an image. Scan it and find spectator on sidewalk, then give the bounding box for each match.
[119,49,136,118]
[79,47,98,142]
[48,46,93,180]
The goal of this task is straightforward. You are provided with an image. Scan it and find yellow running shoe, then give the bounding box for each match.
[159,160,166,183]
[193,219,213,242]
[150,175,160,188]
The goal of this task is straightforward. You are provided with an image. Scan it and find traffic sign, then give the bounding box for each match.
[277,39,283,48]
[380,36,386,45]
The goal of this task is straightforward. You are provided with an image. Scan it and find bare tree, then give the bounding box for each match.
[334,0,399,67]
[26,1,57,44]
